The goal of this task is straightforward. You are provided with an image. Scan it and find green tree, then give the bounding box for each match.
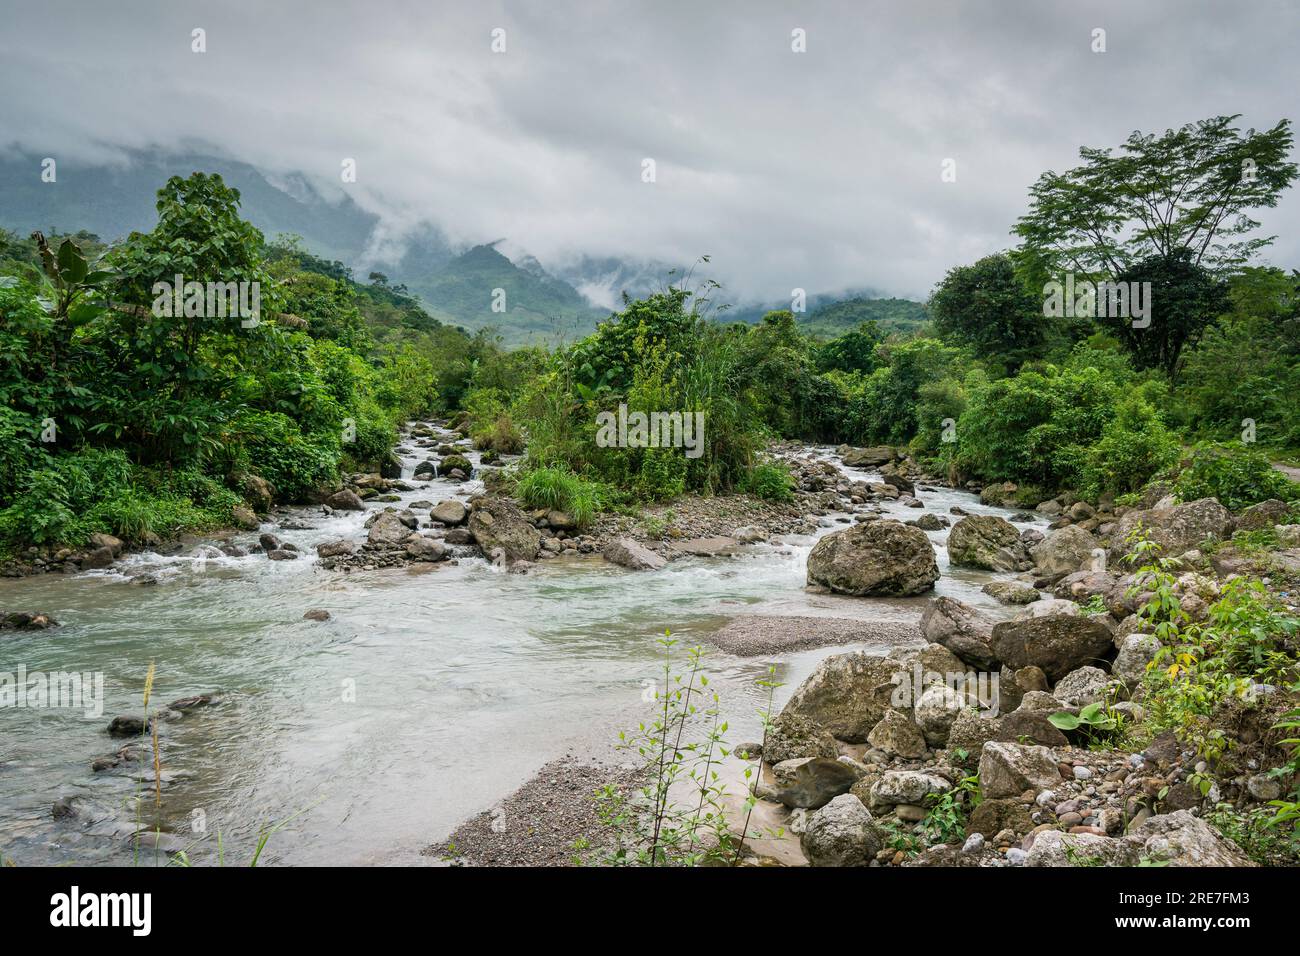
[1104,251,1230,378]
[1015,115,1297,276]
[815,321,883,374]
[927,253,1045,371]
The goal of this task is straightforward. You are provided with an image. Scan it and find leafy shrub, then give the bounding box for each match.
[743,461,794,502]
[1174,443,1299,510]
[232,411,339,503]
[1082,395,1181,496]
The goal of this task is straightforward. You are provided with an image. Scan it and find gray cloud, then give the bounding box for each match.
[1,0,1296,301]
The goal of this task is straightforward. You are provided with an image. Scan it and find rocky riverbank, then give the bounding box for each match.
[418,442,1300,867]
[715,445,1300,867]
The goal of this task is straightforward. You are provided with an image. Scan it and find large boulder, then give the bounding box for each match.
[807,520,938,596]
[1235,498,1291,531]
[241,473,274,512]
[913,684,966,746]
[327,489,365,511]
[430,500,468,526]
[982,580,1040,605]
[879,461,914,496]
[602,537,666,571]
[88,532,125,557]
[1051,665,1110,707]
[978,742,1062,799]
[947,515,1032,572]
[1027,810,1255,867]
[990,611,1114,681]
[800,794,882,866]
[919,597,997,670]
[867,709,928,759]
[468,497,541,563]
[1128,810,1256,866]
[966,798,1035,838]
[994,708,1068,747]
[316,538,356,558]
[1112,633,1161,690]
[780,652,901,743]
[1031,526,1099,582]
[869,770,950,809]
[764,712,839,764]
[366,510,410,549]
[1110,497,1233,562]
[1052,569,1116,603]
[841,446,896,468]
[405,535,447,562]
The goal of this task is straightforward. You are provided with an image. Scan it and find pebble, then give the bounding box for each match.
[1006,848,1028,865]
[1073,766,1093,780]
[962,833,985,854]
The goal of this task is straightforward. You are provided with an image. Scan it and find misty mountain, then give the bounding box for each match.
[0,151,924,345]
[408,243,606,345]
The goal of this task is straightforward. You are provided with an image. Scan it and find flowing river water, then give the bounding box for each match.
[0,424,1049,865]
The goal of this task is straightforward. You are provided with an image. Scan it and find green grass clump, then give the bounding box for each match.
[515,466,608,528]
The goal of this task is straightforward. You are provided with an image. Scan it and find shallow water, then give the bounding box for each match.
[0,428,1048,865]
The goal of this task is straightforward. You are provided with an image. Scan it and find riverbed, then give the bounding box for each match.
[0,425,1047,865]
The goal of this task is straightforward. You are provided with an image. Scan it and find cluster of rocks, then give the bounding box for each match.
[738,554,1297,866]
[91,693,222,774]
[1,531,128,578]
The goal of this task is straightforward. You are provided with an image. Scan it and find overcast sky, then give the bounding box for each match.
[1,0,1297,301]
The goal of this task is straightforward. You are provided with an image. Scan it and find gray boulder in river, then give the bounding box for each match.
[467,497,541,564]
[946,515,1032,572]
[602,537,667,571]
[806,519,938,596]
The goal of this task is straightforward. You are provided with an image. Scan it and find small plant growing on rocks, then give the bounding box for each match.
[1267,702,1300,848]
[921,774,981,845]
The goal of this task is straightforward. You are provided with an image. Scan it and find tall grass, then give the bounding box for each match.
[515,466,605,528]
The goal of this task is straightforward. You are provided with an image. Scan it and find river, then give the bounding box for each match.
[0,423,1048,865]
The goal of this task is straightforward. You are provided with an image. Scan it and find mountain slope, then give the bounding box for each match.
[410,243,605,344]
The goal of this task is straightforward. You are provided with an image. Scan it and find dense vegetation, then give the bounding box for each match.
[2,114,1298,556]
[0,174,514,555]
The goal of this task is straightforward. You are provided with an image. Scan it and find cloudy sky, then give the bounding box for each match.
[2,0,1297,301]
